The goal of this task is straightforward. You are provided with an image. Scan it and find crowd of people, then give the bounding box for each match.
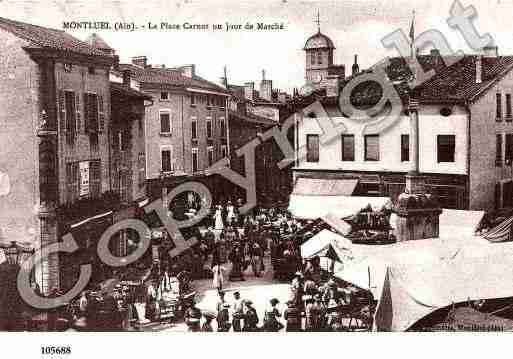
[184,269,373,332]
[176,198,374,332]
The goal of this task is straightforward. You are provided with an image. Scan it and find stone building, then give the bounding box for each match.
[289,28,513,212]
[0,17,117,293]
[222,69,292,206]
[118,58,231,206]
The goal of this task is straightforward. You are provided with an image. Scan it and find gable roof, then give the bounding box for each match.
[118,63,229,94]
[0,17,115,59]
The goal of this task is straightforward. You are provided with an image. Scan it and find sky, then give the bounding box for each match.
[1,0,512,93]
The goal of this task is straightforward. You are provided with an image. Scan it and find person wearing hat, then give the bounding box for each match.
[185,300,202,332]
[201,312,215,332]
[262,298,284,332]
[305,294,324,332]
[243,300,259,331]
[217,302,231,332]
[231,291,244,332]
[284,300,302,332]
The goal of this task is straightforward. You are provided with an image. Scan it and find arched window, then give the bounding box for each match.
[310,52,316,65]
[317,51,323,65]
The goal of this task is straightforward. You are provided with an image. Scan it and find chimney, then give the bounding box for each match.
[244,82,254,101]
[180,64,195,78]
[259,69,273,102]
[352,54,359,76]
[483,45,499,58]
[219,66,228,88]
[429,48,444,71]
[476,55,482,84]
[132,56,148,68]
[122,69,131,89]
[325,75,340,97]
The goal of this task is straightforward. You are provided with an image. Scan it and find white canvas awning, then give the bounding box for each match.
[288,194,390,220]
[292,178,359,196]
[374,249,513,331]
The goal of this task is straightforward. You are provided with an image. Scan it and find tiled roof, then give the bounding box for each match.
[110,82,152,100]
[229,110,277,127]
[285,53,513,116]
[413,55,513,103]
[118,63,230,94]
[0,17,115,58]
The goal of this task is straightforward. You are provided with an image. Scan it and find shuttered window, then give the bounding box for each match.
[191,120,197,140]
[64,91,76,145]
[401,134,410,162]
[161,149,172,172]
[506,134,513,165]
[364,134,379,161]
[207,146,214,166]
[306,134,319,162]
[220,118,226,138]
[65,162,79,203]
[84,93,99,132]
[507,94,512,120]
[496,134,503,167]
[341,134,354,161]
[206,119,213,139]
[192,148,199,173]
[160,112,171,134]
[89,160,101,198]
[497,93,502,121]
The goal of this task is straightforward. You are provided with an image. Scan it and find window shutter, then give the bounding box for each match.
[98,95,105,133]
[75,93,81,133]
[73,162,80,201]
[83,93,89,132]
[59,90,66,134]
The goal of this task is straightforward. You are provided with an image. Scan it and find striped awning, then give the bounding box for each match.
[483,216,513,243]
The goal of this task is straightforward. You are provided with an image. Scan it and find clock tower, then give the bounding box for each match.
[304,12,344,90]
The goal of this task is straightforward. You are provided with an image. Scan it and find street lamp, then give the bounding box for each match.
[0,241,35,266]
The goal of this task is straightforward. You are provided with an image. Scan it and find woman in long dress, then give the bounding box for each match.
[211,261,226,292]
[226,201,236,226]
[214,205,224,230]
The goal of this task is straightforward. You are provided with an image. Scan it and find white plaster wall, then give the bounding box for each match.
[296,104,468,175]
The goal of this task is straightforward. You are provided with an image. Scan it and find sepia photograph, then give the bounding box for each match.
[0,0,513,356]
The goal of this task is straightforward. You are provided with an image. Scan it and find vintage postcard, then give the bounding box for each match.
[0,0,512,353]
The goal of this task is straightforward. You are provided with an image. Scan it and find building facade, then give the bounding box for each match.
[291,28,513,211]
[119,58,231,206]
[0,17,117,293]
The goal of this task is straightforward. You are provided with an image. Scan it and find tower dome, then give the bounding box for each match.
[303,31,335,50]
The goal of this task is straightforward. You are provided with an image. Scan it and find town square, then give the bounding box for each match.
[1,0,513,336]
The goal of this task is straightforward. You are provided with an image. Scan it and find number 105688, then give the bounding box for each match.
[41,346,71,355]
